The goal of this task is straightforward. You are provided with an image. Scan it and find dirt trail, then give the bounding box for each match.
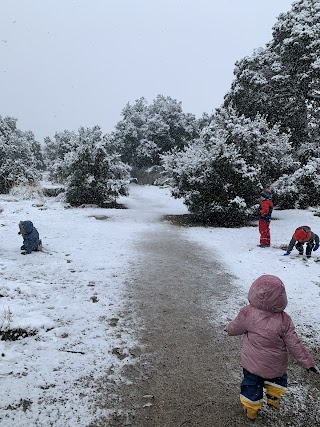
[89,191,320,427]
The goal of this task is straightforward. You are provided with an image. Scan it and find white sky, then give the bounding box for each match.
[1,0,294,142]
[0,184,319,425]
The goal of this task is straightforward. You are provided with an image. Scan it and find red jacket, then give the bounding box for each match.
[259,199,273,222]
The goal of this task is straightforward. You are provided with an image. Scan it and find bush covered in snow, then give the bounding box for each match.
[44,126,131,207]
[0,116,42,194]
[162,108,294,224]
[272,158,320,209]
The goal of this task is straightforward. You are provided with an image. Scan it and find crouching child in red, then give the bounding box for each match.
[283,225,319,258]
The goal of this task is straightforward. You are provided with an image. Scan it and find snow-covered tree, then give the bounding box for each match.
[224,45,309,149]
[113,97,149,168]
[162,107,295,224]
[113,95,199,173]
[270,0,320,147]
[44,130,78,183]
[64,126,131,206]
[271,0,320,102]
[221,0,320,208]
[146,95,199,155]
[212,107,296,184]
[25,131,45,171]
[0,116,40,193]
[162,138,259,225]
[225,0,320,151]
[272,157,320,209]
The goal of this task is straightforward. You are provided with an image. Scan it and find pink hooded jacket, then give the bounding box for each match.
[226,275,314,378]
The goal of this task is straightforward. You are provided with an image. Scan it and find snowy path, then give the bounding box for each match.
[1,185,319,426]
[89,187,320,427]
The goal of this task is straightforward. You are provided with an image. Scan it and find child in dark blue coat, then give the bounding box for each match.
[18,221,42,254]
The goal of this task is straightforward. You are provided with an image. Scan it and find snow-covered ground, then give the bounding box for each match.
[0,184,319,426]
[183,206,320,338]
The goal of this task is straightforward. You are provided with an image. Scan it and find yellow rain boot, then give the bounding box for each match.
[266,395,280,410]
[244,407,258,421]
[240,396,262,421]
[265,382,286,411]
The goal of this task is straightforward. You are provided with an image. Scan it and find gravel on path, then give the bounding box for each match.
[89,197,320,427]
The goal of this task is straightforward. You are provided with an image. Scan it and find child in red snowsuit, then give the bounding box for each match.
[258,189,273,247]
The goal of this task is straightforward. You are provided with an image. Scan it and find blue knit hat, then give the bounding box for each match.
[261,188,272,200]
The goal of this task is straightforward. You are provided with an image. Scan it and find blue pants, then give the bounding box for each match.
[240,368,287,411]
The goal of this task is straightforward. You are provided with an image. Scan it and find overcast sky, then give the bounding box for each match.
[1,0,294,142]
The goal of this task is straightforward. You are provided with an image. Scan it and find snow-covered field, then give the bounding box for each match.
[0,184,319,426]
[183,206,320,339]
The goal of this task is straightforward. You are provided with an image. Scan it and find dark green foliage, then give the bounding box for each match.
[0,328,36,341]
[44,130,78,183]
[64,127,130,207]
[0,116,40,193]
[163,136,260,226]
[223,0,320,209]
[225,0,320,151]
[162,105,295,224]
[114,95,199,174]
[272,158,320,209]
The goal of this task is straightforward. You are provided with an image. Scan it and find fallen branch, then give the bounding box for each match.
[59,349,85,355]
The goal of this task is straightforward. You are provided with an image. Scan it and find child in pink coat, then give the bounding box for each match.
[226,275,318,421]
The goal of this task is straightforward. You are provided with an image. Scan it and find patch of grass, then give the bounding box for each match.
[163,214,205,227]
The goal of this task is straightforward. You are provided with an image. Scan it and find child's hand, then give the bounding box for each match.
[283,252,290,256]
[307,366,320,374]
[313,244,319,251]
